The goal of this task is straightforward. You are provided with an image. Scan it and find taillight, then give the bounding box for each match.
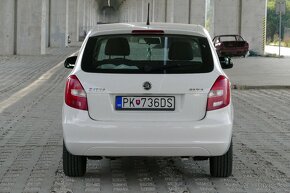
[207,76,230,111]
[65,75,88,111]
[215,42,222,47]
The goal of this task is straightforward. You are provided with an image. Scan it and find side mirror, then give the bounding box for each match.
[64,56,77,69]
[219,57,233,69]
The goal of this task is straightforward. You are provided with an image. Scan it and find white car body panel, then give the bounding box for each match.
[77,72,218,121]
[63,22,233,157]
[63,104,233,156]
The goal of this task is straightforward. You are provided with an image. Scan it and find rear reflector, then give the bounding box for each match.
[65,75,88,111]
[132,30,164,34]
[207,76,230,111]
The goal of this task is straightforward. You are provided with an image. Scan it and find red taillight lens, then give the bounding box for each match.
[207,76,230,111]
[215,42,222,47]
[65,75,88,111]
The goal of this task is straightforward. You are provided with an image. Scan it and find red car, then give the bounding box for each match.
[213,35,249,57]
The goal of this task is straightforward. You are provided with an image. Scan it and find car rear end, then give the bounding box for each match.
[215,35,249,57]
[62,23,233,177]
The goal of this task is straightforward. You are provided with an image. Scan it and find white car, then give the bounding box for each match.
[62,23,234,177]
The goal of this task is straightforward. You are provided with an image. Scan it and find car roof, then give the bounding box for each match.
[88,22,209,38]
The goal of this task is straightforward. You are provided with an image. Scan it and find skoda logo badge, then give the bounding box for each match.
[143,81,152,90]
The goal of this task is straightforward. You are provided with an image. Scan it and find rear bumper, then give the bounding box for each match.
[63,104,233,157]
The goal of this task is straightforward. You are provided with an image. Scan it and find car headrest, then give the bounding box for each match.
[168,41,193,60]
[105,37,130,56]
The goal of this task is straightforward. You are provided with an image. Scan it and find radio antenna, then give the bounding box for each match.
[146,3,150,25]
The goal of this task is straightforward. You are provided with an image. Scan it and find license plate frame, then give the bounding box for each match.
[115,96,175,111]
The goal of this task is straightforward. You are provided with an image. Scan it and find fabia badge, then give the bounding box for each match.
[143,81,152,90]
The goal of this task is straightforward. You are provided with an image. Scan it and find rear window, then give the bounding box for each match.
[81,34,214,74]
[219,35,244,42]
[219,36,237,42]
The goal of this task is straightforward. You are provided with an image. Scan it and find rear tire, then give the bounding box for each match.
[210,141,233,177]
[63,142,87,177]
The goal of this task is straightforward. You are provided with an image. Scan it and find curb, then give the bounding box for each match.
[232,85,290,90]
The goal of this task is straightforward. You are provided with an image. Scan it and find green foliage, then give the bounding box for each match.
[267,0,290,47]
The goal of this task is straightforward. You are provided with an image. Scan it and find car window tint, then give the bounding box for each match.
[81,35,214,74]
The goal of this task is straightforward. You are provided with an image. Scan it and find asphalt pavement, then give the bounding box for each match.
[0,47,290,193]
[225,56,290,88]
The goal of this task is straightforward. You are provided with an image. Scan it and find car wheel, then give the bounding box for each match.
[209,141,233,177]
[63,142,87,177]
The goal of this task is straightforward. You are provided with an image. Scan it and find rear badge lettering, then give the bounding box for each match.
[88,87,106,93]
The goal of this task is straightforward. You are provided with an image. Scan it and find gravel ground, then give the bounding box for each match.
[0,51,290,193]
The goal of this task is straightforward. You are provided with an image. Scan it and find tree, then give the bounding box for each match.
[267,0,290,44]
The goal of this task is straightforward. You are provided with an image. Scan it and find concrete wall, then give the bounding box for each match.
[0,0,15,55]
[190,0,206,26]
[118,0,205,25]
[210,0,267,55]
[78,0,85,39]
[241,0,267,54]
[50,0,68,47]
[0,0,267,55]
[211,0,240,36]
[118,0,266,54]
[68,0,78,42]
[0,0,98,55]
[17,0,47,55]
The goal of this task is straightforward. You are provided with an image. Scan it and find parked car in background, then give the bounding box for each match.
[63,23,234,178]
[213,35,249,57]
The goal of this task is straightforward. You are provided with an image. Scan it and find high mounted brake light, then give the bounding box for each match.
[132,30,164,34]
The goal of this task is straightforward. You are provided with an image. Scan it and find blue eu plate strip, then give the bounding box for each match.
[116,96,122,109]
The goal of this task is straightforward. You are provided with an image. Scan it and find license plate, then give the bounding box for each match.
[115,96,175,111]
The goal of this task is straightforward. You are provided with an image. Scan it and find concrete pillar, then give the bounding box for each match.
[89,0,92,27]
[99,2,116,25]
[205,0,215,37]
[77,0,85,40]
[152,0,166,22]
[166,0,174,22]
[45,0,50,48]
[241,0,267,55]
[142,0,153,22]
[190,0,206,26]
[212,0,240,36]
[68,0,78,42]
[50,0,68,47]
[121,1,129,22]
[209,0,267,54]
[17,0,47,55]
[166,0,190,23]
[84,0,90,31]
[128,0,137,22]
[0,0,15,55]
[136,0,143,22]
[93,0,98,24]
[77,0,82,40]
